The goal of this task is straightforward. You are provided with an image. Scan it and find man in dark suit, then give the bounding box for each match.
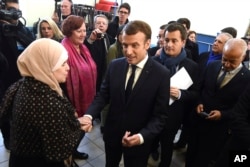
[82,20,170,167]
[153,22,199,167]
[214,82,250,167]
[186,38,250,167]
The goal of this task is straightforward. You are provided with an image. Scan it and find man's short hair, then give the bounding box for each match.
[221,27,237,38]
[118,2,131,14]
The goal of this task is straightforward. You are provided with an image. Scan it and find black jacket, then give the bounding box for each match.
[0,20,35,98]
[106,16,129,45]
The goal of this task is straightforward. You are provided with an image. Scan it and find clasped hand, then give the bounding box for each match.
[78,116,93,132]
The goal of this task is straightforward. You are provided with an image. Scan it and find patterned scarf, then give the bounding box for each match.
[160,48,186,76]
[61,38,97,117]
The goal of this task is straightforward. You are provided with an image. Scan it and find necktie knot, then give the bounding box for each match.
[131,65,137,73]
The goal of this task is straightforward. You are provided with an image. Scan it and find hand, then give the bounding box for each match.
[78,116,92,132]
[170,86,180,99]
[51,12,59,23]
[81,123,92,132]
[122,131,140,147]
[207,110,221,121]
[89,28,103,41]
[196,104,204,114]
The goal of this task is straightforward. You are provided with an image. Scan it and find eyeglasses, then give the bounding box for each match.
[118,11,128,15]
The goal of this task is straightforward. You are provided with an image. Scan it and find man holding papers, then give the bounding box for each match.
[153,22,199,167]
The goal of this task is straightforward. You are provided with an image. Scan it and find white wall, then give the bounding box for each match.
[123,0,250,44]
[19,0,249,44]
[19,0,96,26]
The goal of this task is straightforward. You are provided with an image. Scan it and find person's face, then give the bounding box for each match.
[69,22,86,46]
[95,17,108,33]
[122,31,150,65]
[40,21,54,39]
[247,41,250,50]
[157,29,165,47]
[53,61,70,83]
[222,46,244,72]
[212,34,230,55]
[5,2,19,24]
[60,0,71,16]
[163,30,185,57]
[188,33,196,42]
[118,7,129,24]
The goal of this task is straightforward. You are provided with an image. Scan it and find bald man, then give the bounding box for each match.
[52,0,73,26]
[186,38,250,167]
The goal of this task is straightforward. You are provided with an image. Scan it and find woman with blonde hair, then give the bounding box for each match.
[37,17,64,42]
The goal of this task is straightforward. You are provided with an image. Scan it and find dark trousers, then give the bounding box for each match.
[159,126,179,167]
[175,116,190,146]
[158,106,185,167]
[104,139,150,167]
[186,118,230,167]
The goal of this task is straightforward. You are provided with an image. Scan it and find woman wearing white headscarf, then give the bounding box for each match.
[2,38,91,167]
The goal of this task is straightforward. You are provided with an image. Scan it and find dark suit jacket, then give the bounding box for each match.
[106,16,129,44]
[153,56,199,128]
[197,51,210,79]
[200,60,250,122]
[188,61,250,167]
[230,83,250,150]
[86,56,170,155]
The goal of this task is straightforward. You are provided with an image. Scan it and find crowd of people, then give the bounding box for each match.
[0,0,250,167]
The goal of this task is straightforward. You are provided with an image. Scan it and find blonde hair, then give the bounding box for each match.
[37,17,64,41]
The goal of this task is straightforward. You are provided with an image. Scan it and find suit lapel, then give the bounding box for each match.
[221,66,247,89]
[213,63,222,89]
[122,61,129,104]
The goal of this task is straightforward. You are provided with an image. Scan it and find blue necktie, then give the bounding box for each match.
[125,65,137,102]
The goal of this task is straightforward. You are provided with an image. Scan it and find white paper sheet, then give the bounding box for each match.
[169,67,193,105]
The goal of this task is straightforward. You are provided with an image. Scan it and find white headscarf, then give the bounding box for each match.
[17,38,68,96]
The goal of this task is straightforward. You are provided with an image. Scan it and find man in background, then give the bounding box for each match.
[52,0,74,27]
[0,0,35,150]
[106,2,131,45]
